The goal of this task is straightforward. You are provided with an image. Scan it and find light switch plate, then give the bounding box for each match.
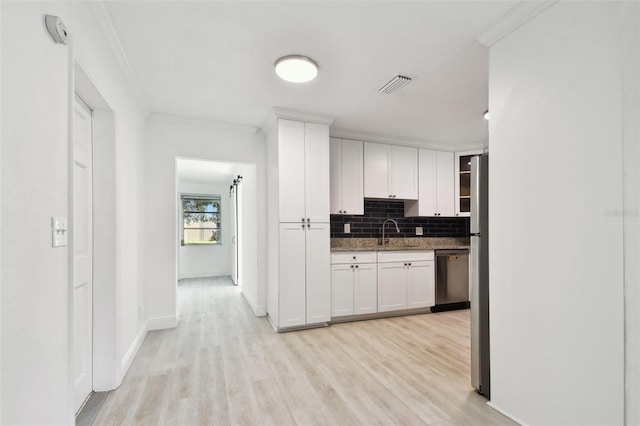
[415,227,423,236]
[344,223,351,233]
[52,217,68,247]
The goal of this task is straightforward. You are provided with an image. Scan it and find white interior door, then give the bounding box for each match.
[73,95,93,412]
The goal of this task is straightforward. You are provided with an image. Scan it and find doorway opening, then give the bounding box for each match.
[175,158,258,311]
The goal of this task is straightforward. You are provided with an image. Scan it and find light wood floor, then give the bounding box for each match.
[93,277,515,426]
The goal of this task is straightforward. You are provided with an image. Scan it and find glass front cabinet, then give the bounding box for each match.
[454,150,483,216]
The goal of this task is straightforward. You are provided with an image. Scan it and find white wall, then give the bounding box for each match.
[488,2,635,424]
[1,2,148,424]
[236,163,260,312]
[178,180,232,279]
[145,114,267,328]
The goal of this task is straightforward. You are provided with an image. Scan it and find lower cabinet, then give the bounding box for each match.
[331,250,435,318]
[279,223,331,328]
[377,251,435,313]
[331,252,377,318]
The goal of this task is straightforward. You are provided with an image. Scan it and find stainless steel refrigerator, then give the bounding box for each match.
[470,153,490,398]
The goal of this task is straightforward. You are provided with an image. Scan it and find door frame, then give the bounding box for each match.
[70,60,119,413]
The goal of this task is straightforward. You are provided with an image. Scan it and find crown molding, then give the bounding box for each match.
[330,128,485,153]
[270,107,335,125]
[476,1,557,47]
[88,1,150,114]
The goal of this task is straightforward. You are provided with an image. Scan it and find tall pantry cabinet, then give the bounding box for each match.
[266,116,332,330]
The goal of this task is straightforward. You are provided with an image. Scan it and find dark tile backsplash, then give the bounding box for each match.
[331,200,470,239]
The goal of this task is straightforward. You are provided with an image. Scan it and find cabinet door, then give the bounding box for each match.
[341,139,364,215]
[278,120,306,222]
[364,142,391,198]
[454,150,482,217]
[354,263,377,315]
[391,146,418,200]
[329,138,343,215]
[436,151,455,216]
[417,149,437,216]
[305,123,330,223]
[377,261,408,312]
[331,264,354,317]
[279,223,307,327]
[306,223,331,324]
[407,260,435,309]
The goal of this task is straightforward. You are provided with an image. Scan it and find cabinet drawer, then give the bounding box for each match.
[377,250,434,263]
[331,251,377,264]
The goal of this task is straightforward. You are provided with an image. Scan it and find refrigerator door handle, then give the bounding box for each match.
[470,235,481,391]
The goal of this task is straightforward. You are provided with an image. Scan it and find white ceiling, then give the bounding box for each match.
[104,1,518,149]
[176,158,237,184]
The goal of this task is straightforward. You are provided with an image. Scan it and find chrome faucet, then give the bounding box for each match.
[381,219,400,246]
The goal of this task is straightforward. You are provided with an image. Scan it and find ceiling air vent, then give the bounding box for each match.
[378,75,412,94]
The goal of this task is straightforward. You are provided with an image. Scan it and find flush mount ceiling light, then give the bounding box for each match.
[483,110,490,120]
[274,55,318,83]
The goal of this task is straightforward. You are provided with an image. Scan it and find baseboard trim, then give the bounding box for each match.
[120,322,148,377]
[147,315,179,331]
[178,271,231,279]
[486,401,527,425]
[254,305,266,316]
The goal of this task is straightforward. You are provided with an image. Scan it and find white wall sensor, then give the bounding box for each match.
[45,15,69,45]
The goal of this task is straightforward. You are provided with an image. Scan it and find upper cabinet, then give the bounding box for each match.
[454,150,483,217]
[364,142,418,200]
[330,138,364,215]
[278,120,330,223]
[405,149,455,217]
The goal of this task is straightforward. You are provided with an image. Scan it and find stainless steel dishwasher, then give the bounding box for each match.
[432,249,470,312]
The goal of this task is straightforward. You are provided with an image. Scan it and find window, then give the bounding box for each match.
[181,194,221,245]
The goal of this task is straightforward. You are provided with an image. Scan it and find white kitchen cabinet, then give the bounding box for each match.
[377,251,435,312]
[330,251,377,318]
[278,223,307,327]
[331,264,354,317]
[305,223,331,324]
[278,120,329,223]
[330,138,364,215]
[364,142,417,200]
[279,223,330,327]
[407,261,435,309]
[377,261,408,312]
[363,142,390,199]
[267,114,332,331]
[391,145,419,200]
[454,149,483,217]
[354,263,377,314]
[405,149,455,217]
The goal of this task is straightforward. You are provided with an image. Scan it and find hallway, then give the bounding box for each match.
[93,277,513,425]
